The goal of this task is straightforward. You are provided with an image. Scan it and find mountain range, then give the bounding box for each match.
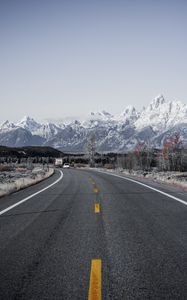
[1,95,187,153]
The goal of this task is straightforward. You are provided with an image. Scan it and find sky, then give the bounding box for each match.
[0,0,187,122]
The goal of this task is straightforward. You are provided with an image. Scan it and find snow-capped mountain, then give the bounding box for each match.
[16,116,62,141]
[16,116,42,133]
[36,123,63,140]
[115,105,139,124]
[135,95,187,131]
[90,110,113,120]
[82,110,114,129]
[0,95,187,151]
[0,120,17,132]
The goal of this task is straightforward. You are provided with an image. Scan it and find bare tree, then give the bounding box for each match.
[87,134,96,167]
[162,132,182,171]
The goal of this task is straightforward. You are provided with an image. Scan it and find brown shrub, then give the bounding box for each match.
[74,163,87,168]
[104,164,114,169]
[0,165,13,172]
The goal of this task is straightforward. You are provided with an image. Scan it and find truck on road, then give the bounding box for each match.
[54,158,63,167]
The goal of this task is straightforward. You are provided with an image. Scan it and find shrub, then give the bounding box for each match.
[0,165,13,172]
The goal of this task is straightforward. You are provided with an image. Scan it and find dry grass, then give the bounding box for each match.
[103,164,115,169]
[0,165,13,172]
[0,168,54,197]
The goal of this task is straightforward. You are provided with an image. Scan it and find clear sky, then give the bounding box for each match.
[0,0,187,122]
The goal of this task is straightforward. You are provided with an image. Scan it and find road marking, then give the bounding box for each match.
[95,170,187,206]
[89,177,95,183]
[93,187,99,193]
[88,259,102,300]
[95,203,100,213]
[0,170,64,216]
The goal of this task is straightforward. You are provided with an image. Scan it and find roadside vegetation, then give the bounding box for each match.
[0,146,60,197]
[1,138,187,194]
[0,164,54,197]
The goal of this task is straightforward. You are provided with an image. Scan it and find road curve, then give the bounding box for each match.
[0,168,186,299]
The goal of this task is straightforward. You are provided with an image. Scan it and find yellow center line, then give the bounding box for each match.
[95,203,100,213]
[88,259,102,300]
[89,177,95,184]
[93,187,99,193]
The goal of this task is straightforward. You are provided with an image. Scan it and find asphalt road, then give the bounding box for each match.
[0,168,186,299]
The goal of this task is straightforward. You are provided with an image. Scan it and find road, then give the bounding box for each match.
[0,168,186,299]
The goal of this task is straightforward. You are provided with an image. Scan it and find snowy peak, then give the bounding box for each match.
[149,94,166,110]
[0,120,17,132]
[0,95,187,151]
[37,122,62,139]
[144,95,167,115]
[16,116,41,133]
[120,105,138,118]
[135,95,187,131]
[116,105,139,124]
[18,116,35,124]
[82,110,114,128]
[90,110,113,120]
[122,105,136,115]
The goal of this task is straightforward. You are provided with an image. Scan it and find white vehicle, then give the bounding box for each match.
[55,158,63,167]
[63,163,70,169]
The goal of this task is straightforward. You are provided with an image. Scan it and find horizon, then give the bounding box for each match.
[0,93,186,125]
[1,0,187,122]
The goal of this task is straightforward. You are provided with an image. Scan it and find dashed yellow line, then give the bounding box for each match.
[88,259,102,300]
[93,187,99,193]
[95,203,100,213]
[89,177,95,184]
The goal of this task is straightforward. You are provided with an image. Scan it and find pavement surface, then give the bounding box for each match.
[0,168,186,299]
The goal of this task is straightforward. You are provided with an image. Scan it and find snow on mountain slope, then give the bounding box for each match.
[16,116,42,133]
[153,123,187,148]
[135,95,187,131]
[115,105,139,124]
[0,120,17,132]
[0,95,187,151]
[90,110,113,120]
[82,110,114,128]
[0,127,44,147]
[34,123,62,140]
[16,116,62,141]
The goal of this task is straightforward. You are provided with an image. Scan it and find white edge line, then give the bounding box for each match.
[0,170,64,216]
[95,170,187,206]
